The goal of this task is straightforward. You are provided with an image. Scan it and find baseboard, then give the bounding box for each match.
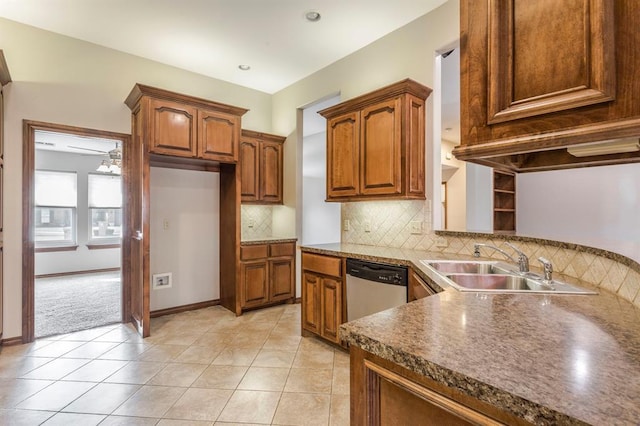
[150,299,220,318]
[294,297,301,303]
[1,336,24,346]
[36,267,120,279]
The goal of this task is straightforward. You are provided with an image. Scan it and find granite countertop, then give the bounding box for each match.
[240,236,297,245]
[301,243,640,425]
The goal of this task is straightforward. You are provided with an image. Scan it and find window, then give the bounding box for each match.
[35,170,77,247]
[88,173,122,244]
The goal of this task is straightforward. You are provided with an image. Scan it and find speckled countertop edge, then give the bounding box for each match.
[341,328,587,426]
[240,237,298,245]
[436,230,640,275]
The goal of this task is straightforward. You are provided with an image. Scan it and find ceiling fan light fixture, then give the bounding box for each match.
[97,159,111,173]
[305,10,321,22]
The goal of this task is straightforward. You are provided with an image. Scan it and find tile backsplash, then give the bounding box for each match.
[341,200,438,249]
[241,205,273,239]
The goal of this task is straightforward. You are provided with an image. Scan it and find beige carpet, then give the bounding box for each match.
[35,271,122,338]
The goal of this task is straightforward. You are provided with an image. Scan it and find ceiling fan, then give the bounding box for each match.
[68,143,122,174]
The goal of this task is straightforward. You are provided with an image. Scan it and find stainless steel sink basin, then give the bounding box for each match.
[427,260,514,275]
[420,260,597,295]
[446,274,550,291]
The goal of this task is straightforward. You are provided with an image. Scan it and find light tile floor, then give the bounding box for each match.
[0,304,350,425]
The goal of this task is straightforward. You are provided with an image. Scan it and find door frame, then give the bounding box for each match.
[22,120,131,343]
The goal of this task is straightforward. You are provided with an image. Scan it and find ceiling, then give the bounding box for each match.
[0,0,448,94]
[35,130,121,155]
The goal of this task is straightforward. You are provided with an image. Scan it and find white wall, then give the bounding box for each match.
[149,168,219,310]
[301,132,341,245]
[517,164,640,263]
[465,163,493,232]
[441,139,466,230]
[1,17,272,339]
[34,150,120,275]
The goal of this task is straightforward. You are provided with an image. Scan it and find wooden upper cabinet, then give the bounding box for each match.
[124,84,247,163]
[198,108,240,162]
[240,138,259,200]
[456,0,640,172]
[240,130,285,204]
[149,99,197,157]
[360,98,402,196]
[260,141,283,203]
[320,79,431,202]
[327,111,360,198]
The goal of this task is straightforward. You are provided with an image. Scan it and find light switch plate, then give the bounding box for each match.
[343,219,350,231]
[364,220,371,232]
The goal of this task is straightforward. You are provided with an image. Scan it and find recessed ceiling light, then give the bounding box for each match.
[305,10,321,22]
[238,64,251,71]
[444,127,453,132]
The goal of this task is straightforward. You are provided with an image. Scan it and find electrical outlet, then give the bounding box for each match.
[343,219,350,231]
[410,220,423,234]
[364,220,371,233]
[248,218,255,228]
[163,219,170,230]
[435,237,448,248]
[152,273,172,290]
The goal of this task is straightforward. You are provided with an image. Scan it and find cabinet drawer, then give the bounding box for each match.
[270,242,295,257]
[302,253,342,277]
[241,244,268,260]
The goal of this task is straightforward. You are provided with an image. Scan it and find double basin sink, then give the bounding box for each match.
[421,260,597,295]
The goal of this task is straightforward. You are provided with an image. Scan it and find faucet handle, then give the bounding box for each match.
[538,257,553,281]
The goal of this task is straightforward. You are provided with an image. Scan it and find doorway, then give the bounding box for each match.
[22,121,131,342]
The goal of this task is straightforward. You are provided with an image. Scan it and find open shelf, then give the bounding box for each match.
[493,170,516,231]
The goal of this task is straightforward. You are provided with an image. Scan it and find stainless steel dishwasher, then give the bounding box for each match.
[346,258,408,322]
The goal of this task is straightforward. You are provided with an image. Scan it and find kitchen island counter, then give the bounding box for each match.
[301,243,640,425]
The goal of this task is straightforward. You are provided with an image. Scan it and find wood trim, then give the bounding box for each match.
[86,243,121,250]
[35,245,79,253]
[364,359,503,426]
[36,267,120,279]
[124,83,248,117]
[294,297,301,303]
[149,154,221,172]
[318,79,432,119]
[0,50,11,86]
[150,299,219,318]
[1,336,23,346]
[241,129,286,145]
[22,120,131,343]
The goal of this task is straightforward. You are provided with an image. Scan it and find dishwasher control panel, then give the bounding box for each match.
[346,258,408,286]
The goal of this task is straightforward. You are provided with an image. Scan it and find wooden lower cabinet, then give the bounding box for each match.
[351,346,524,426]
[240,242,295,311]
[301,253,345,345]
[408,269,436,302]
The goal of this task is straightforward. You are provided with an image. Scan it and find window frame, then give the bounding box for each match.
[87,172,123,246]
[34,170,78,248]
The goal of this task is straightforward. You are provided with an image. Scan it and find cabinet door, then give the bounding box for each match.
[320,277,343,343]
[198,108,240,162]
[240,260,269,309]
[148,99,197,157]
[360,98,402,196]
[260,141,283,203]
[302,272,321,334]
[269,258,294,302]
[408,270,435,302]
[327,111,360,199]
[240,139,259,202]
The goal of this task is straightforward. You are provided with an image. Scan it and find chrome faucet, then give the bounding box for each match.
[473,242,530,273]
[538,257,553,282]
